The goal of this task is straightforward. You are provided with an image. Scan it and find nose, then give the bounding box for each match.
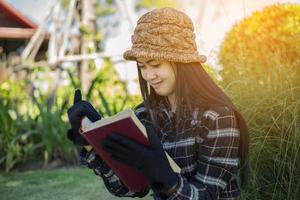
[143,68,157,81]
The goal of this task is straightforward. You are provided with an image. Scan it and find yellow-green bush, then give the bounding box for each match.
[219,3,300,87]
[218,3,300,200]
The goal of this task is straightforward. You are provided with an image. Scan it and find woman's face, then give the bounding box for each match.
[137,58,176,98]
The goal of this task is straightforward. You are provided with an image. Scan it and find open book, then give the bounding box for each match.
[80,109,181,192]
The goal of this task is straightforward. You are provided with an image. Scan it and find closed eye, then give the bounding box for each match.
[152,64,160,68]
[137,63,145,69]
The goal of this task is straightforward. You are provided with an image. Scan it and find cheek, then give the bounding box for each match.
[166,71,176,87]
[161,74,176,93]
[140,70,147,81]
[169,76,176,91]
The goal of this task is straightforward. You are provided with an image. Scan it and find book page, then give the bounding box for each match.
[83,109,146,134]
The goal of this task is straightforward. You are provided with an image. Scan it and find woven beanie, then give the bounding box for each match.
[123,7,206,63]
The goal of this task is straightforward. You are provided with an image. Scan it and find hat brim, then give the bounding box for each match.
[123,48,206,63]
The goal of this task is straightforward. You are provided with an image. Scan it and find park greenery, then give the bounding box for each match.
[219,3,300,199]
[0,2,299,200]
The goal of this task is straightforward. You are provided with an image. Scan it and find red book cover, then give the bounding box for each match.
[82,115,151,191]
[80,109,181,192]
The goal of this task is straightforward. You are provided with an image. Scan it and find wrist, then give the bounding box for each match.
[161,179,178,196]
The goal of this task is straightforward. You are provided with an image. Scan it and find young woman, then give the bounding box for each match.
[67,7,249,200]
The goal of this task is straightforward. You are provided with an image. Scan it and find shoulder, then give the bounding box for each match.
[203,105,235,120]
[134,102,148,120]
[200,105,238,130]
[134,102,146,113]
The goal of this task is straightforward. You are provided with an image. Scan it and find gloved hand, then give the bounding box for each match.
[101,125,178,193]
[67,89,101,146]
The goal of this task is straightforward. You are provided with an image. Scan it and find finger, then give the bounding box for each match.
[110,154,132,165]
[102,139,132,155]
[102,141,135,164]
[111,153,145,169]
[107,133,145,152]
[74,88,82,104]
[145,125,160,146]
[82,102,101,122]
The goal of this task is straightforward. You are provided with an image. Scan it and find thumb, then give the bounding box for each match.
[73,88,82,104]
[145,125,160,147]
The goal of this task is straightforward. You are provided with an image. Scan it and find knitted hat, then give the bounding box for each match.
[123,7,206,63]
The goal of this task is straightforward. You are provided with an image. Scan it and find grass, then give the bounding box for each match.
[219,75,300,200]
[0,167,152,200]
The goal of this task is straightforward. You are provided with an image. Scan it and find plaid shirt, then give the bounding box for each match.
[79,100,241,199]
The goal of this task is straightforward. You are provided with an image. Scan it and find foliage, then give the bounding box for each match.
[96,4,117,17]
[218,3,300,199]
[67,59,142,117]
[0,95,18,172]
[136,0,176,9]
[91,59,142,117]
[0,79,38,172]
[0,74,77,172]
[0,57,142,172]
[202,64,220,83]
[219,3,300,84]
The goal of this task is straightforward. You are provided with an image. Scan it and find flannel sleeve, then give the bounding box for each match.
[79,148,149,197]
[159,106,240,200]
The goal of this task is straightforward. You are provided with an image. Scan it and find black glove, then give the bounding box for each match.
[101,125,178,193]
[67,89,101,146]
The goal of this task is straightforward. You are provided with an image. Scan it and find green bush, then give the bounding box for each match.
[0,59,142,172]
[218,3,300,200]
[0,96,19,172]
[0,77,77,171]
[219,3,300,86]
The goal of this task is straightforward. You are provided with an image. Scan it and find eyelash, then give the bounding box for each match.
[139,64,160,69]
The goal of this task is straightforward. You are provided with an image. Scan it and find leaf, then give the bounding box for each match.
[98,90,111,117]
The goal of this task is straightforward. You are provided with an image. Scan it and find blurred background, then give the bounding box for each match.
[0,0,299,199]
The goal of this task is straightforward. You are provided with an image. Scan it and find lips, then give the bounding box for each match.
[151,81,162,89]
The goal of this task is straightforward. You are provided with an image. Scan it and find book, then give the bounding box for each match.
[80,109,181,192]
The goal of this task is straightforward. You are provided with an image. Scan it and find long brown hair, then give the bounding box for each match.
[137,62,249,186]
